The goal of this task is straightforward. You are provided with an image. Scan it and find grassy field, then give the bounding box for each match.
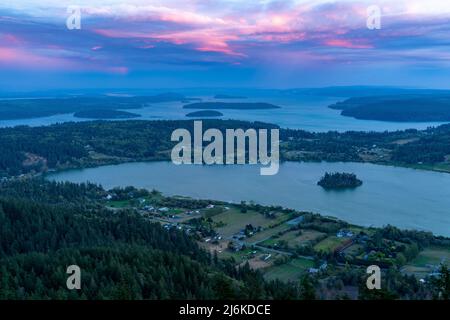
[410,247,450,267]
[402,246,449,278]
[342,243,364,257]
[285,230,326,247]
[401,265,432,278]
[260,229,325,248]
[263,258,315,282]
[212,208,284,238]
[221,248,259,264]
[108,199,131,208]
[200,240,258,264]
[314,236,349,253]
[247,224,291,244]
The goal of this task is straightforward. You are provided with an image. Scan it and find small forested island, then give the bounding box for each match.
[74,109,141,119]
[183,102,281,110]
[318,172,363,189]
[185,110,223,118]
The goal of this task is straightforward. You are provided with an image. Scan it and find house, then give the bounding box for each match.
[228,241,244,252]
[106,194,113,200]
[308,268,319,274]
[206,204,215,209]
[158,207,169,212]
[337,229,354,238]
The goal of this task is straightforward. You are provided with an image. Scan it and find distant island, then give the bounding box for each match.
[318,172,363,189]
[0,93,187,121]
[74,109,141,119]
[330,94,450,122]
[214,94,247,99]
[185,110,223,118]
[183,102,281,110]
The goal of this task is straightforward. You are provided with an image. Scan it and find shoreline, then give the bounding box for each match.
[44,160,450,238]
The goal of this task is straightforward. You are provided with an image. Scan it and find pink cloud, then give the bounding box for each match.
[94,28,243,56]
[4,0,444,71]
[0,47,73,68]
[89,2,370,59]
[324,39,373,49]
[1,33,23,45]
[0,46,127,74]
[106,66,129,74]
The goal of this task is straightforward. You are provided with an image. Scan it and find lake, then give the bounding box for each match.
[47,161,450,237]
[1,95,447,132]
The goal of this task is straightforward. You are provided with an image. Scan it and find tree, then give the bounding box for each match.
[432,264,450,300]
[300,275,316,300]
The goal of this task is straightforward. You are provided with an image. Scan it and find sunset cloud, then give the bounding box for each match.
[1,1,450,88]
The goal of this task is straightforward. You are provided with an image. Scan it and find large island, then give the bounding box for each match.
[330,94,450,122]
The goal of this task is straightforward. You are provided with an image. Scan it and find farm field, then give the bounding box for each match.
[342,243,364,257]
[108,199,130,208]
[247,223,292,244]
[314,236,350,253]
[402,246,450,278]
[263,257,315,282]
[211,209,288,238]
[411,247,450,267]
[261,229,327,249]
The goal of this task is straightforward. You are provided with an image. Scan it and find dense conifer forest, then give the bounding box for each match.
[1,120,450,177]
[0,179,314,300]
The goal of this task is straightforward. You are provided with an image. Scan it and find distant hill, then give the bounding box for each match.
[0,93,186,120]
[74,109,141,119]
[214,94,247,99]
[330,94,450,122]
[287,86,450,98]
[185,110,223,118]
[183,102,281,110]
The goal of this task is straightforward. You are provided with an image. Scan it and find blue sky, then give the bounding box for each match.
[2,0,450,91]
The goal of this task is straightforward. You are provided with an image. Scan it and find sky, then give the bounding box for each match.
[2,0,450,91]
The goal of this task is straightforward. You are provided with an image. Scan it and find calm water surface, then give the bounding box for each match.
[47,161,450,236]
[1,95,447,132]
